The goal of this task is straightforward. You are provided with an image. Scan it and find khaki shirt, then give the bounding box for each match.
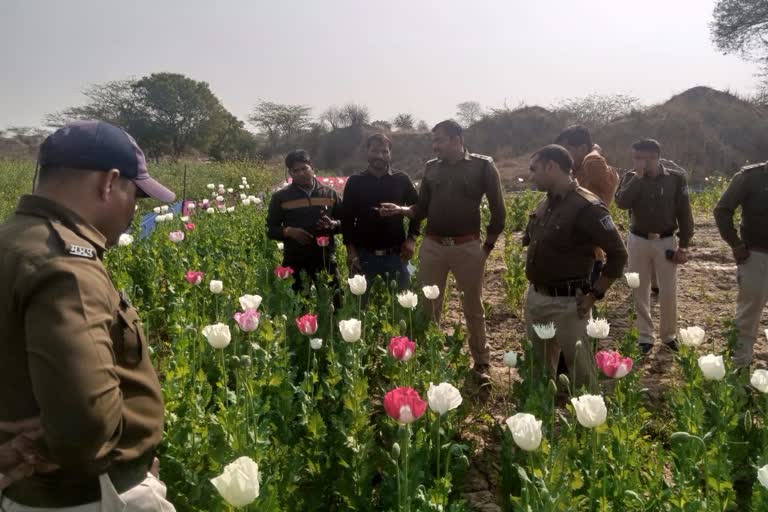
[413,151,506,237]
[614,165,695,248]
[523,181,627,285]
[714,162,768,250]
[0,195,163,505]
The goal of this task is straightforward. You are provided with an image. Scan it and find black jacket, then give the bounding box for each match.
[266,180,342,261]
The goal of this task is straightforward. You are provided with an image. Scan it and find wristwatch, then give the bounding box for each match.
[588,287,605,300]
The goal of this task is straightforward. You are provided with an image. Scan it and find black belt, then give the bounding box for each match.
[361,246,400,256]
[630,229,675,240]
[3,452,152,507]
[533,280,590,297]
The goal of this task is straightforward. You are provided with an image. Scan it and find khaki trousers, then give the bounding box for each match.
[524,286,596,391]
[418,238,490,365]
[627,233,678,344]
[0,473,175,511]
[734,251,768,367]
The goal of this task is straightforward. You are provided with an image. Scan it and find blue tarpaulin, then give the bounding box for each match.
[137,201,184,239]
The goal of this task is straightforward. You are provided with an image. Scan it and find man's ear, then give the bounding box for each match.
[98,169,122,200]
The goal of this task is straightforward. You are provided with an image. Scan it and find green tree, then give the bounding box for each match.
[46,74,239,159]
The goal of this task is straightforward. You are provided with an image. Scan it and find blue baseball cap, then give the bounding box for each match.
[39,120,176,203]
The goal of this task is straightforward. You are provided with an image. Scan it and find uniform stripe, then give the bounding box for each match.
[281,197,335,210]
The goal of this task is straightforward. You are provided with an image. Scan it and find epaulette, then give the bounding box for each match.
[575,187,603,206]
[665,167,688,177]
[739,162,767,174]
[469,153,494,162]
[425,158,439,166]
[49,220,98,260]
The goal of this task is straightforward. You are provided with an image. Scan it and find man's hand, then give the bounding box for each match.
[400,239,416,260]
[0,418,59,490]
[283,227,313,245]
[733,244,750,264]
[378,203,407,218]
[316,215,338,232]
[346,246,362,274]
[672,248,689,265]
[576,293,596,319]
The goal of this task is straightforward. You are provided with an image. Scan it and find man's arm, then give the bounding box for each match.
[714,173,746,248]
[404,175,422,240]
[575,206,628,317]
[22,260,124,468]
[484,160,506,246]
[580,155,616,206]
[266,193,286,240]
[614,172,642,210]
[675,175,695,249]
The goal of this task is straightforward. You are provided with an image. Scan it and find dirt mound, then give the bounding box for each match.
[595,86,768,179]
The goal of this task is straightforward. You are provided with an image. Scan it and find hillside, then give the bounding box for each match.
[308,86,768,189]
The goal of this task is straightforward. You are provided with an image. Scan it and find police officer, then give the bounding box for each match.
[523,145,627,391]
[615,139,694,354]
[714,161,768,367]
[379,119,506,386]
[266,150,342,301]
[0,121,175,509]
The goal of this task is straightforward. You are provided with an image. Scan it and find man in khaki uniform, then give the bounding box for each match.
[523,145,627,391]
[380,119,506,384]
[615,139,694,354]
[0,121,175,510]
[714,161,768,367]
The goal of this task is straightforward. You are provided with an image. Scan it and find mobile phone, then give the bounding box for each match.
[665,249,675,260]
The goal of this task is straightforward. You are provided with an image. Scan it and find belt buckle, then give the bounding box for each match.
[441,237,455,246]
[373,249,386,256]
[648,233,660,240]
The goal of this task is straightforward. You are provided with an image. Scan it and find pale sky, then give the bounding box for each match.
[0,0,760,131]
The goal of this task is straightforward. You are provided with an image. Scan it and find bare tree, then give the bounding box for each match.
[711,0,768,99]
[371,120,392,131]
[456,101,483,126]
[416,120,430,132]
[550,94,643,129]
[320,106,345,130]
[248,101,312,151]
[339,103,370,127]
[393,113,415,131]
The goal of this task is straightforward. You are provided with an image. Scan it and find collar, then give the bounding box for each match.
[362,166,394,177]
[292,178,317,195]
[548,178,578,199]
[437,149,471,165]
[16,195,107,252]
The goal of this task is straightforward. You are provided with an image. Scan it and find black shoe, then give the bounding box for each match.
[651,287,660,296]
[639,343,653,355]
[664,339,679,352]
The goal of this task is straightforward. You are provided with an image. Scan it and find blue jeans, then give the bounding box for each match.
[358,248,410,293]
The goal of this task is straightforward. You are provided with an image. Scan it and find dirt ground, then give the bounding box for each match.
[441,215,768,511]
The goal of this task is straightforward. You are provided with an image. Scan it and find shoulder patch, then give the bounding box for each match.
[575,187,602,205]
[469,153,494,162]
[49,221,98,259]
[599,215,617,231]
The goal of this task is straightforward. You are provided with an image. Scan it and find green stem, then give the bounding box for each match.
[404,425,411,512]
[435,414,442,480]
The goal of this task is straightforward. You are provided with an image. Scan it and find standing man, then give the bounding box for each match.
[714,161,768,368]
[266,149,343,301]
[379,120,506,385]
[523,145,627,391]
[341,133,421,293]
[615,139,694,354]
[0,121,175,509]
[555,125,619,206]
